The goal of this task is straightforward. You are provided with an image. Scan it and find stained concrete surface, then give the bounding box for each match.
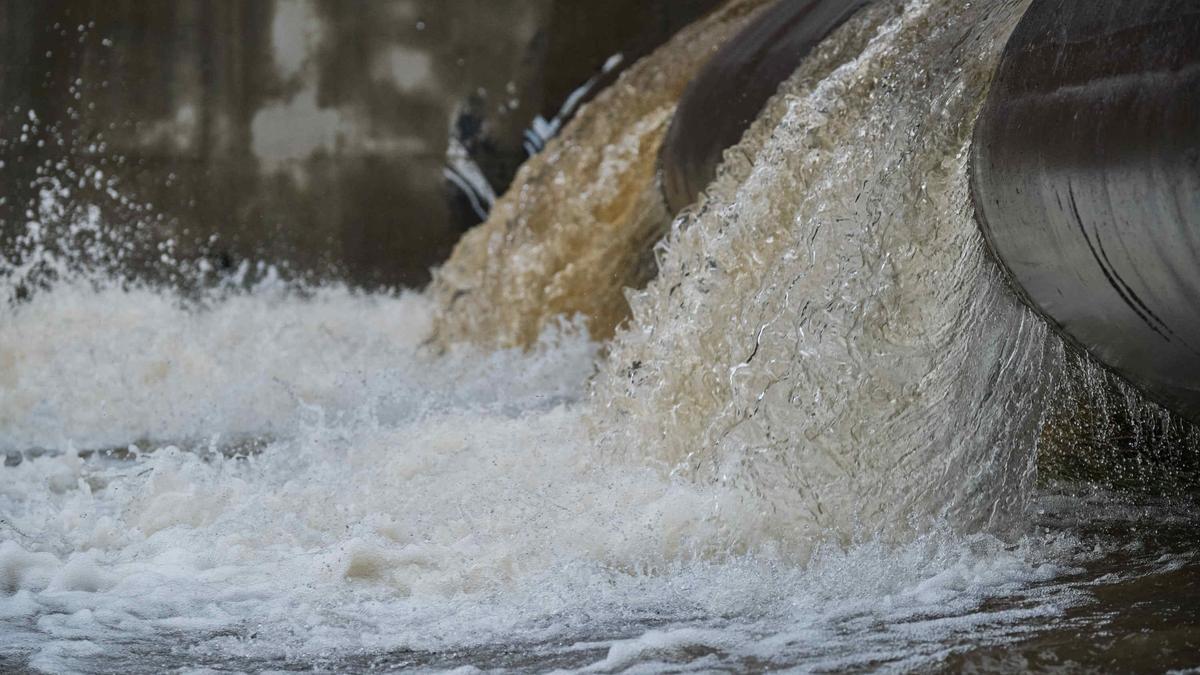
[0,0,720,288]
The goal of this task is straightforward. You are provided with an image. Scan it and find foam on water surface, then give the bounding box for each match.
[0,277,1099,672]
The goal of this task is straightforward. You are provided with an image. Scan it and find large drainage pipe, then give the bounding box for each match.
[658,0,873,215]
[971,0,1200,424]
[660,0,1199,423]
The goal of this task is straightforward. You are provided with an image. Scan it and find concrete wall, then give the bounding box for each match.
[0,0,721,288]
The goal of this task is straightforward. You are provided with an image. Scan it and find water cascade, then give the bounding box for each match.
[593,0,1057,546]
[3,0,1200,671]
[429,0,772,348]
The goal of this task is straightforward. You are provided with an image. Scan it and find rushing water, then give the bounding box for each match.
[594,0,1058,549]
[430,0,772,349]
[3,0,1199,672]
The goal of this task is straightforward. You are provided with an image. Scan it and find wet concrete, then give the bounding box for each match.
[0,0,721,288]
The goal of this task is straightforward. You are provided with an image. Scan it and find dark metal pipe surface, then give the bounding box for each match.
[658,0,872,215]
[971,0,1200,422]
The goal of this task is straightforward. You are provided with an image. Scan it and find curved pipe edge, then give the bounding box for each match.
[658,0,873,215]
[971,0,1200,423]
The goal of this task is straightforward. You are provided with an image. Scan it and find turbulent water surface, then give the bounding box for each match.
[3,0,1199,672]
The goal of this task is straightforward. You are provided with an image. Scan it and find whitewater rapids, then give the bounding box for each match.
[0,278,1090,672]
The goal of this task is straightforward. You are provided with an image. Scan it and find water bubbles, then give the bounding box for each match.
[594,0,1050,545]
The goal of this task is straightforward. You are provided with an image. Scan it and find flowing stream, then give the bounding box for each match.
[2,0,1198,672]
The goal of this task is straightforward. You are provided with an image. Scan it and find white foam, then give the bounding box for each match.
[0,267,1093,672]
[1,282,435,451]
[0,277,1094,672]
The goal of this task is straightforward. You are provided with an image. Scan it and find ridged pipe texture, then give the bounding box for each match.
[971,0,1200,423]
